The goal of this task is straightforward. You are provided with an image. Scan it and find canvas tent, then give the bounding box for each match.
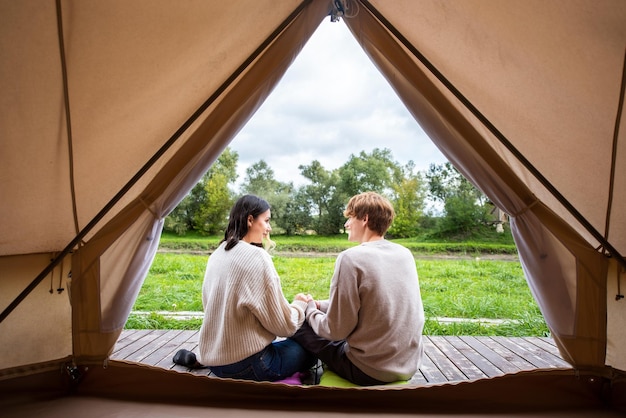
[1,0,625,415]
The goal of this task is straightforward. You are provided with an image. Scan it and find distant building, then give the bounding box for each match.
[487,202,509,233]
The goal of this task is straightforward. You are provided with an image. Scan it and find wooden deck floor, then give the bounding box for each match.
[111,330,572,385]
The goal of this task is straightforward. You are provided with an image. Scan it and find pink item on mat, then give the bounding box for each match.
[273,372,304,385]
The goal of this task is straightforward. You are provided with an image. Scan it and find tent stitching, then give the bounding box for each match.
[607,49,626,301]
[605,49,625,244]
[55,0,81,240]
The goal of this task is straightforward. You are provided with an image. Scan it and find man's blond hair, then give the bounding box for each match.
[343,192,395,236]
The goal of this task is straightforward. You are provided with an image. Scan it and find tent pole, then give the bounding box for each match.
[0,0,313,324]
[359,0,626,271]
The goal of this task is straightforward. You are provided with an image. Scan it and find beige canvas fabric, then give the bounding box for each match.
[347,0,626,372]
[0,0,625,414]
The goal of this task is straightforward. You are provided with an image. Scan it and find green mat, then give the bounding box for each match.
[318,370,408,387]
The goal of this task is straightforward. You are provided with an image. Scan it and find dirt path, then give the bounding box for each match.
[158,249,519,262]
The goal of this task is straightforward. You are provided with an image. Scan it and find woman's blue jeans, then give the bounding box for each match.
[209,338,316,382]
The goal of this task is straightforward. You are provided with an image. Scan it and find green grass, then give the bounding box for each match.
[158,231,222,251]
[158,231,518,255]
[417,259,536,319]
[125,312,203,330]
[132,254,206,311]
[392,238,517,255]
[127,243,550,336]
[273,256,335,297]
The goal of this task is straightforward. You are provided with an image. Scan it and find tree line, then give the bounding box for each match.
[165,147,496,238]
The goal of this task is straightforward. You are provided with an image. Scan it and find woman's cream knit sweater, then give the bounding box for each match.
[197,241,307,366]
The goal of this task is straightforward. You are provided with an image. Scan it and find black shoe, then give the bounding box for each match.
[302,360,324,385]
[173,349,201,368]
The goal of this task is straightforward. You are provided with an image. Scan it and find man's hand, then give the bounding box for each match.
[294,293,311,303]
[294,293,319,309]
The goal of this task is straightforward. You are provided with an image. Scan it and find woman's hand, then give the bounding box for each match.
[294,293,315,302]
[294,293,319,309]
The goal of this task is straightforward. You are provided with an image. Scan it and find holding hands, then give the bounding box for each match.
[294,293,320,309]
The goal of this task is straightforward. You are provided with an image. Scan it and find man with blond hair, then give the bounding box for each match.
[294,192,425,385]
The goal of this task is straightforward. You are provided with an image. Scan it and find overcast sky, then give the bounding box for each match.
[229,18,448,189]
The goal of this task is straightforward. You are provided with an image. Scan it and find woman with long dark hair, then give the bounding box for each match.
[191,195,315,381]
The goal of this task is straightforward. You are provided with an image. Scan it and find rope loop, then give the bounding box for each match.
[508,197,539,218]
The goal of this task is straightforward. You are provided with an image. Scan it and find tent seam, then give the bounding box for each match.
[55,0,81,240]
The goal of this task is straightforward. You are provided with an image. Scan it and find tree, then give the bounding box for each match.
[164,147,238,235]
[240,160,281,196]
[163,195,195,235]
[164,174,209,236]
[165,147,434,237]
[194,172,233,234]
[281,187,313,235]
[299,161,343,234]
[240,160,294,234]
[193,147,239,234]
[388,161,425,238]
[425,162,489,236]
[337,148,398,197]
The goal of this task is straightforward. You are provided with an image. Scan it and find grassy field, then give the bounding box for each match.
[158,231,519,254]
[126,232,549,337]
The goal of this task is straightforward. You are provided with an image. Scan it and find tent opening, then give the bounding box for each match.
[120,18,557,388]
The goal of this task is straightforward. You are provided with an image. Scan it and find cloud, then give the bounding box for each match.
[230,18,447,188]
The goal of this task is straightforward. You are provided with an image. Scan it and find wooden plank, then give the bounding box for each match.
[162,330,202,373]
[422,336,467,382]
[123,330,171,363]
[112,330,210,376]
[168,331,216,376]
[112,330,158,360]
[153,330,201,369]
[473,337,536,371]
[417,349,449,384]
[495,337,560,369]
[445,336,504,378]
[113,329,140,350]
[524,337,571,367]
[539,336,558,348]
[112,329,147,355]
[459,336,521,374]
[408,369,428,385]
[429,336,488,381]
[139,329,185,366]
[111,332,568,384]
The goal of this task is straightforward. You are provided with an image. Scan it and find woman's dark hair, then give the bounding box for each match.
[222,195,270,251]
